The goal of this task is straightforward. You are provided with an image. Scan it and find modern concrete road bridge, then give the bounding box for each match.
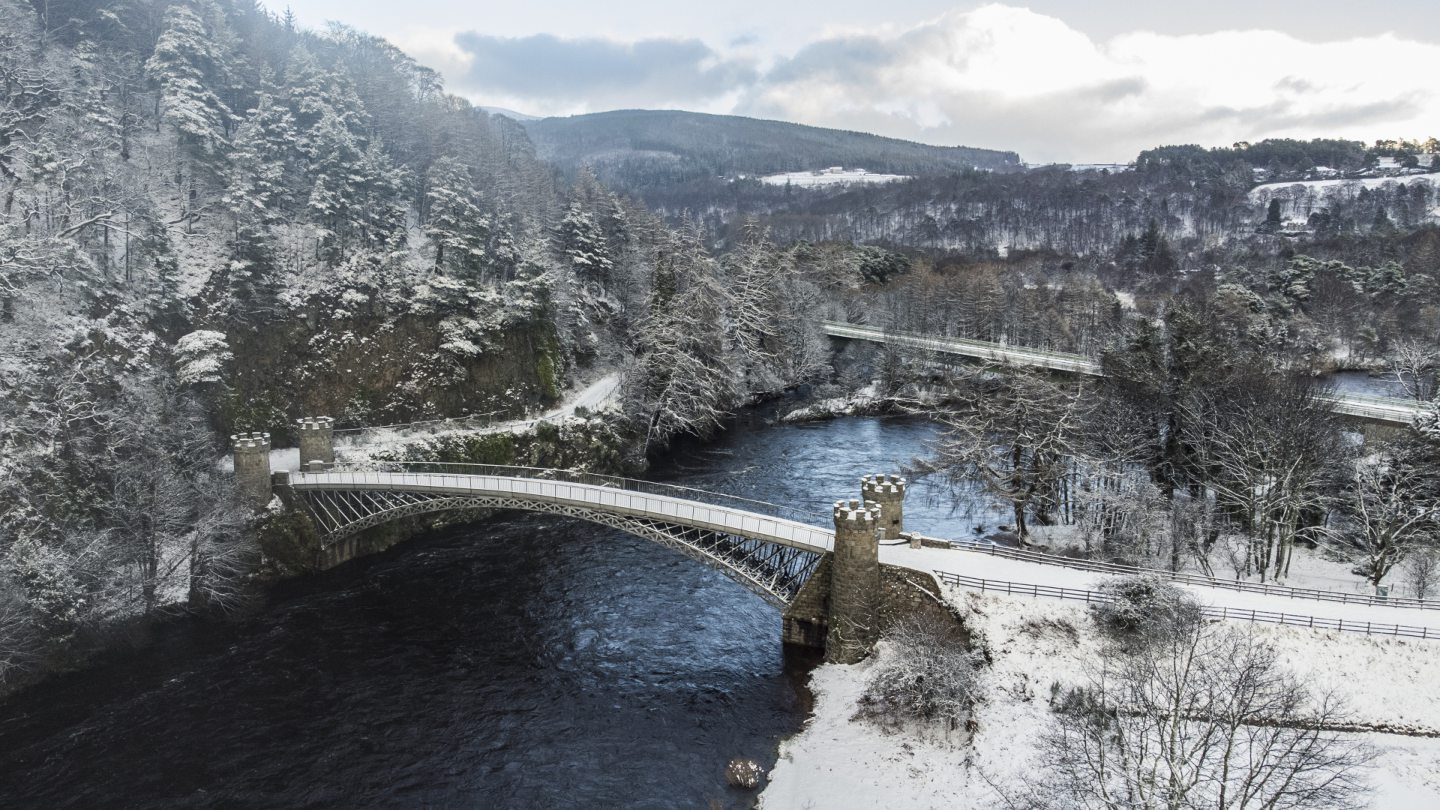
[823,320,1423,425]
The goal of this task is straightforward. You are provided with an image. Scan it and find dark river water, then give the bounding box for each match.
[0,416,998,809]
[1323,370,1408,398]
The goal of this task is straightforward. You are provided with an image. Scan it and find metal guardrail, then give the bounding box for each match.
[325,461,834,527]
[939,536,1437,610]
[822,321,1103,375]
[932,571,1440,640]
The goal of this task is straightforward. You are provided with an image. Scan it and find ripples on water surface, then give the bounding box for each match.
[0,416,996,808]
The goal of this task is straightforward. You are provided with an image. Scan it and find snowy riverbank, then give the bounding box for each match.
[761,591,1440,808]
[778,384,949,423]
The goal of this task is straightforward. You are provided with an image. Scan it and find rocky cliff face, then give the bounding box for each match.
[220,312,566,443]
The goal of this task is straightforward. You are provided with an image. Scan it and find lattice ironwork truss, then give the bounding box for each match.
[294,489,823,607]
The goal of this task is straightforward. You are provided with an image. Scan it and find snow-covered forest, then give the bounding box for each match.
[7,0,1440,806]
[0,0,838,687]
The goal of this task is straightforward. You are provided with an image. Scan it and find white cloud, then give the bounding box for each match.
[741,5,1440,162]
[390,25,475,78]
[388,3,1440,162]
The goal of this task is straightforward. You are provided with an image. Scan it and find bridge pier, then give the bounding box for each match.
[825,499,883,663]
[231,432,273,509]
[783,473,911,660]
[298,416,335,468]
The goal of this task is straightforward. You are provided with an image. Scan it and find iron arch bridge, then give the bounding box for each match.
[288,463,834,608]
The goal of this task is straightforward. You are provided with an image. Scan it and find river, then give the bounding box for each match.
[0,416,1001,809]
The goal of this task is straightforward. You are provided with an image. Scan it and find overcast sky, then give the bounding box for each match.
[281,1,1440,163]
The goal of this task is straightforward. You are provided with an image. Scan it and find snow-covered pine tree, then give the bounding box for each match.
[424,155,492,277]
[555,201,614,290]
[627,228,738,453]
[224,86,300,225]
[144,4,232,154]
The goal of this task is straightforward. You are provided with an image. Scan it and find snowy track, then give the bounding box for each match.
[881,545,1440,637]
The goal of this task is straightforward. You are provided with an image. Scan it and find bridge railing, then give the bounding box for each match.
[932,536,1439,610]
[822,321,1103,375]
[320,461,834,527]
[933,571,1440,640]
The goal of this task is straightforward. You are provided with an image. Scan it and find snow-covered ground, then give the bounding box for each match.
[1019,522,1390,597]
[1249,172,1440,198]
[334,371,621,465]
[760,168,911,188]
[761,591,1440,809]
[219,373,622,472]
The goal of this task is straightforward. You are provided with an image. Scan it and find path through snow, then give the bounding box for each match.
[220,372,622,473]
[880,545,1440,632]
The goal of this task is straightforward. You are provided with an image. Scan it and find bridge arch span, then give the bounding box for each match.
[289,466,833,608]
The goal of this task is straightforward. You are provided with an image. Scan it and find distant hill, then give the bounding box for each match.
[481,106,540,122]
[522,110,1021,195]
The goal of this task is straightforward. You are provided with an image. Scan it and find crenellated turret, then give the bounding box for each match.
[297,416,335,468]
[860,473,906,540]
[827,498,882,663]
[231,432,272,509]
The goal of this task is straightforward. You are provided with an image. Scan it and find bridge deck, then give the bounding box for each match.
[290,468,1439,636]
[824,321,1421,425]
[291,470,836,554]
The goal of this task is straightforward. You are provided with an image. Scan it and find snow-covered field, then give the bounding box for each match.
[1249,172,1440,198]
[761,591,1440,809]
[760,168,911,188]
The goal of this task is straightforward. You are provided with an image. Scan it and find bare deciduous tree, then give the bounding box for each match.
[935,368,1089,540]
[1332,452,1440,589]
[1387,339,1440,402]
[1402,549,1440,600]
[1179,371,1345,582]
[1019,623,1373,810]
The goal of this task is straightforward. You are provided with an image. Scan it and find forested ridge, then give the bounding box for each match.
[597,134,1440,260]
[524,108,1021,199]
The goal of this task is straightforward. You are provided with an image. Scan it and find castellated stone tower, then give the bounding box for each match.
[297,416,335,468]
[231,432,272,509]
[827,499,882,664]
[860,473,906,540]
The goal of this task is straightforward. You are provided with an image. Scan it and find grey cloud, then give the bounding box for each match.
[1092,77,1148,102]
[763,36,898,86]
[1178,94,1421,131]
[451,32,757,105]
[443,16,1437,163]
[1275,76,1316,94]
